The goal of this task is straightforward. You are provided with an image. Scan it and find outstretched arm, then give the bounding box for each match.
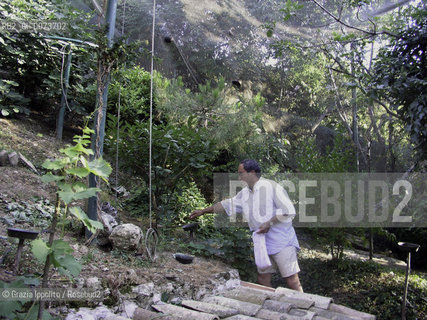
[190,202,226,219]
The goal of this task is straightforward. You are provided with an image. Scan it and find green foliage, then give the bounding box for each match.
[0,0,95,116]
[299,256,427,319]
[40,126,110,233]
[109,116,216,223]
[371,4,427,160]
[25,126,111,318]
[156,75,289,169]
[108,67,152,123]
[158,181,212,228]
[279,0,304,22]
[295,135,355,261]
[0,79,30,117]
[295,134,355,173]
[0,277,53,320]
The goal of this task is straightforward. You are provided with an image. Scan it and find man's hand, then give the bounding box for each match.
[190,209,204,219]
[256,221,271,233]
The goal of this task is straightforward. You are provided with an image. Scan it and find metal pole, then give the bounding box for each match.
[56,44,72,141]
[401,251,411,320]
[87,0,117,237]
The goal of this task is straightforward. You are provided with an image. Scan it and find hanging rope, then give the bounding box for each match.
[145,0,158,261]
[115,0,127,199]
[60,43,72,112]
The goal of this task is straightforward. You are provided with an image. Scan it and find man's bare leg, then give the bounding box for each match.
[284,273,303,292]
[257,273,272,287]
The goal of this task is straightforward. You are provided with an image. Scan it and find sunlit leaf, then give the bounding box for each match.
[87,157,112,181]
[69,206,103,233]
[41,172,64,183]
[31,238,51,264]
[65,167,90,178]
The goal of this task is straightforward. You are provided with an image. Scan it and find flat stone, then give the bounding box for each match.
[0,150,8,166]
[8,152,19,166]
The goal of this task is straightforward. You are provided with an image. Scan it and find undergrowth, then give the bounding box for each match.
[297,257,427,319]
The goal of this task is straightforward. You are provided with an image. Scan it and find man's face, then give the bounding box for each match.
[238,163,254,184]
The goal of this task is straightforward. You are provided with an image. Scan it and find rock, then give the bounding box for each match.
[8,152,19,167]
[170,297,182,305]
[109,223,143,251]
[97,212,119,246]
[1,216,15,226]
[165,283,174,293]
[125,269,138,281]
[79,245,89,256]
[101,202,118,216]
[195,287,207,300]
[152,293,162,304]
[133,282,155,297]
[65,305,115,320]
[75,277,85,289]
[86,277,101,289]
[0,150,8,166]
[101,213,118,233]
[120,300,139,318]
[165,274,178,281]
[18,152,39,174]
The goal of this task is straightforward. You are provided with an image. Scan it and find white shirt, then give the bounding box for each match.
[221,178,300,255]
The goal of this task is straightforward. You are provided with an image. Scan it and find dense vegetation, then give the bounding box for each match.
[0,0,426,319]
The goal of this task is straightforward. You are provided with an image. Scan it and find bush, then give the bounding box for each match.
[0,0,94,117]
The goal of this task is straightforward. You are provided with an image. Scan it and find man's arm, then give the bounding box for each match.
[190,202,225,219]
[256,215,283,233]
[257,182,296,233]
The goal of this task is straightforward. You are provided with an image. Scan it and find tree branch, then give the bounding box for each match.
[328,67,368,166]
[310,0,398,38]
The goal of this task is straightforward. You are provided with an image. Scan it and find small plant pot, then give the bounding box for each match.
[173,253,194,264]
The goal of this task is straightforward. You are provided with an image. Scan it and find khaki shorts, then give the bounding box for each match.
[257,246,300,278]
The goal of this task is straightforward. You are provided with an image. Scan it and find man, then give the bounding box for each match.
[190,159,303,291]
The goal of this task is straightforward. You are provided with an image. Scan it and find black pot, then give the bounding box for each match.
[173,253,194,264]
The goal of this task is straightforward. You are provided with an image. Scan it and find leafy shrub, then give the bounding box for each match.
[108,67,152,123]
[298,256,427,319]
[106,116,217,220]
[0,0,95,117]
[0,80,30,117]
[295,135,356,261]
[158,181,213,229]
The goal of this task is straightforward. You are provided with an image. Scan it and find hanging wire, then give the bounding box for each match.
[115,0,127,199]
[60,43,72,112]
[145,0,159,261]
[115,80,121,200]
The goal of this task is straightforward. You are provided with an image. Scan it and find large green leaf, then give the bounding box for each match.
[42,158,68,170]
[65,167,90,178]
[60,141,93,158]
[40,172,64,183]
[24,302,54,320]
[57,190,74,204]
[69,206,103,233]
[31,238,50,264]
[58,186,100,204]
[55,254,82,278]
[73,187,101,201]
[51,239,73,255]
[0,301,22,318]
[86,157,112,181]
